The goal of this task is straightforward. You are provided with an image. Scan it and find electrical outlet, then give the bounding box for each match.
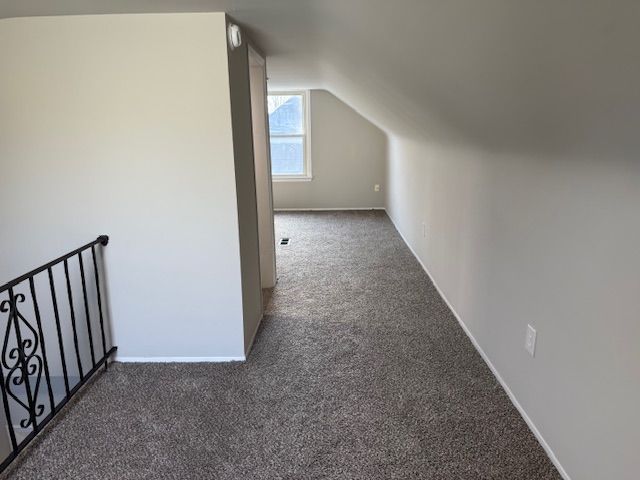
[374,184,380,192]
[422,222,427,238]
[525,324,537,357]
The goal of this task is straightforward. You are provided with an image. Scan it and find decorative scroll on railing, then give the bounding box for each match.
[0,236,117,473]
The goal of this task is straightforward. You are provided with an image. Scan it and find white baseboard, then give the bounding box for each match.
[386,213,571,480]
[116,356,246,363]
[274,207,385,212]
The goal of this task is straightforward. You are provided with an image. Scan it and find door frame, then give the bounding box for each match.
[248,44,277,289]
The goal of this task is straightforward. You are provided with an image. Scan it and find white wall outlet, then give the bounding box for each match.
[525,324,537,357]
[374,184,380,192]
[422,222,427,238]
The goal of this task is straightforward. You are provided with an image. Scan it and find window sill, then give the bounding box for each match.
[272,176,313,182]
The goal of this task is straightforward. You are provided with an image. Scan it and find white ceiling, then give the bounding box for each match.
[2,0,639,153]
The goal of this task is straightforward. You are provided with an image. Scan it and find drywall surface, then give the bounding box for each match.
[373,4,640,478]
[226,19,264,353]
[272,90,386,210]
[0,13,246,359]
[386,136,640,480]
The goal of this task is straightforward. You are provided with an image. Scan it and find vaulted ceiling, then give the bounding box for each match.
[2,0,639,154]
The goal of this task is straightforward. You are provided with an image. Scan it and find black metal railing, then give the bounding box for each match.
[0,236,117,472]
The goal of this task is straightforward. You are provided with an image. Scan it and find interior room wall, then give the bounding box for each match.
[0,13,247,360]
[226,18,264,354]
[386,136,640,480]
[272,89,386,210]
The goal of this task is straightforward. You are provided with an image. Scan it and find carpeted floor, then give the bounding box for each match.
[3,211,561,479]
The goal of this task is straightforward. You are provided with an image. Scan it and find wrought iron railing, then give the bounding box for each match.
[0,236,117,472]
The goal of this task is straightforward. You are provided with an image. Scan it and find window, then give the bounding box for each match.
[268,91,311,180]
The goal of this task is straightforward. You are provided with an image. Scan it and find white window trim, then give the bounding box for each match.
[268,90,312,182]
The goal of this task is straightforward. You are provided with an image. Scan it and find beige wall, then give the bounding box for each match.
[0,13,247,360]
[272,90,386,210]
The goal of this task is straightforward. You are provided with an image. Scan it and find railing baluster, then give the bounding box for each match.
[29,278,56,415]
[8,288,37,433]
[91,245,108,359]
[63,260,84,381]
[77,253,96,367]
[48,267,70,396]
[0,290,18,452]
[0,236,115,474]
[0,361,18,452]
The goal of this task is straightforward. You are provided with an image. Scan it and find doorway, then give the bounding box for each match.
[248,46,277,291]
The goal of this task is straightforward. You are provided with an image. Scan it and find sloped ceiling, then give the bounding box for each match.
[2,0,639,153]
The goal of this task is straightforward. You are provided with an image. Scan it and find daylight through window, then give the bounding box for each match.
[268,91,311,180]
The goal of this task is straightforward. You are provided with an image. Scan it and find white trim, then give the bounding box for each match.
[274,207,385,212]
[272,176,313,182]
[116,356,246,363]
[304,89,312,178]
[249,44,277,289]
[248,44,265,67]
[268,90,312,181]
[386,213,571,480]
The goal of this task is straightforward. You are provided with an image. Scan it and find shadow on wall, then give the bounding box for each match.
[288,1,640,158]
[385,133,640,480]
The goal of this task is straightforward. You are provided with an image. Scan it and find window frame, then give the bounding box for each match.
[268,90,312,182]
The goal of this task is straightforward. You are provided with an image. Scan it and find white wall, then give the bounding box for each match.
[386,138,640,480]
[378,5,640,479]
[0,13,247,360]
[272,90,386,210]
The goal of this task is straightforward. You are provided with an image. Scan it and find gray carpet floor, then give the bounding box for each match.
[3,211,560,479]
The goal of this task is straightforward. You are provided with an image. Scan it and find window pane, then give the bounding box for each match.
[268,95,303,135]
[271,136,304,175]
